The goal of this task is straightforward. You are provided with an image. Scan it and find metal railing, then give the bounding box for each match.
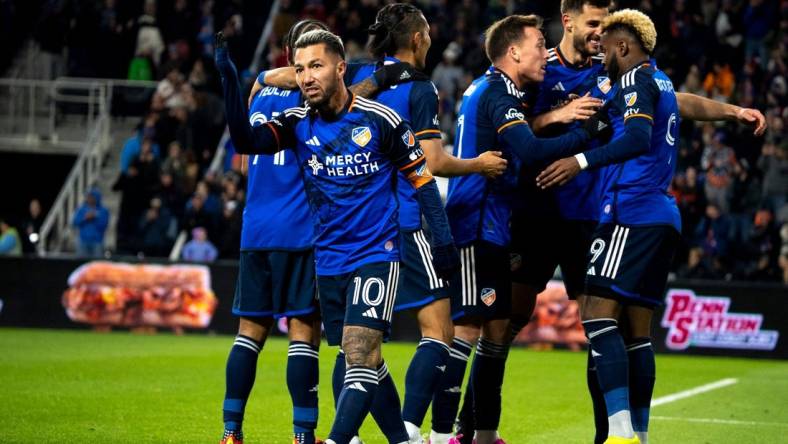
[36,85,111,254]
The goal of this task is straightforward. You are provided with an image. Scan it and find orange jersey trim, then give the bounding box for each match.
[624,113,654,122]
[497,120,527,133]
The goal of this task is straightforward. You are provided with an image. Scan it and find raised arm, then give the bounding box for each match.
[676,92,766,136]
[215,33,295,155]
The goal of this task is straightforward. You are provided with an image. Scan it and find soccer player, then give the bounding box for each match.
[346,4,508,441]
[455,2,768,443]
[261,6,508,441]
[534,9,708,444]
[431,15,611,444]
[215,29,460,444]
[218,19,328,444]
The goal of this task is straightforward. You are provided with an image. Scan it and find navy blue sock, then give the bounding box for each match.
[456,355,475,433]
[288,341,320,444]
[431,337,472,434]
[471,338,509,430]
[370,361,410,443]
[332,350,346,407]
[402,337,450,427]
[583,319,630,430]
[588,347,608,444]
[223,335,262,434]
[329,366,379,444]
[627,337,655,434]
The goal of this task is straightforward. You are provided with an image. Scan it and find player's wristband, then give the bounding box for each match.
[575,153,589,170]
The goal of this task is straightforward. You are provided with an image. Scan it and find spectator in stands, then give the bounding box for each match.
[673,166,707,261]
[729,160,762,244]
[135,0,165,69]
[132,138,162,202]
[217,199,242,259]
[0,217,22,257]
[680,65,704,96]
[20,198,44,254]
[181,226,217,262]
[703,61,736,101]
[154,64,187,110]
[701,129,739,213]
[137,197,177,257]
[758,141,788,212]
[739,208,782,280]
[72,189,109,258]
[182,192,218,243]
[688,203,732,278]
[743,0,775,67]
[162,141,187,182]
[155,171,186,221]
[120,115,160,174]
[113,162,148,254]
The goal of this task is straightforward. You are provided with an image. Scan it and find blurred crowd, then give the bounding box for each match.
[1,0,786,282]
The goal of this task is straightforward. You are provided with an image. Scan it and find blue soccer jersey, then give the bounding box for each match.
[581,62,681,231]
[345,58,442,231]
[524,47,619,221]
[260,95,431,275]
[241,79,313,250]
[446,66,590,247]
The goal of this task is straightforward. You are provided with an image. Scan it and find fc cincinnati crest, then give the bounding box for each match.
[352,127,372,147]
[481,288,496,306]
[402,130,415,147]
[624,92,638,107]
[597,76,611,94]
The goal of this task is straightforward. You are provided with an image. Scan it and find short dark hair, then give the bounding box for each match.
[367,3,426,58]
[284,19,329,64]
[560,0,612,14]
[484,15,543,62]
[293,30,346,60]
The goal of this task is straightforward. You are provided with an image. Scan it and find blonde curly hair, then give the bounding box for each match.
[602,9,657,53]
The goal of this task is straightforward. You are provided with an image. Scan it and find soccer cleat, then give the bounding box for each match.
[604,436,640,444]
[469,439,506,444]
[446,436,463,444]
[293,438,325,444]
[220,430,243,444]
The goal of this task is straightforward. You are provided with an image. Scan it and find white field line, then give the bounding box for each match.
[651,378,738,407]
[651,416,788,428]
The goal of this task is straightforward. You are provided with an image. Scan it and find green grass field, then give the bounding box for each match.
[1,328,787,443]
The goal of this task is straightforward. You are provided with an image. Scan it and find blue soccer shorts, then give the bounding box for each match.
[232,249,318,319]
[317,261,400,346]
[394,229,450,312]
[584,223,680,308]
[449,241,512,321]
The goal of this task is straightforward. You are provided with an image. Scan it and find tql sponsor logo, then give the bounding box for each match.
[661,289,779,351]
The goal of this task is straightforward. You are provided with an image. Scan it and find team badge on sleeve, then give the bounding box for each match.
[625,92,638,107]
[402,130,416,147]
[351,127,372,147]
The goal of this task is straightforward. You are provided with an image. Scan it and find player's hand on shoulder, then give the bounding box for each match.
[536,156,582,189]
[373,62,429,89]
[556,92,603,124]
[736,107,767,136]
[431,243,461,281]
[476,150,508,179]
